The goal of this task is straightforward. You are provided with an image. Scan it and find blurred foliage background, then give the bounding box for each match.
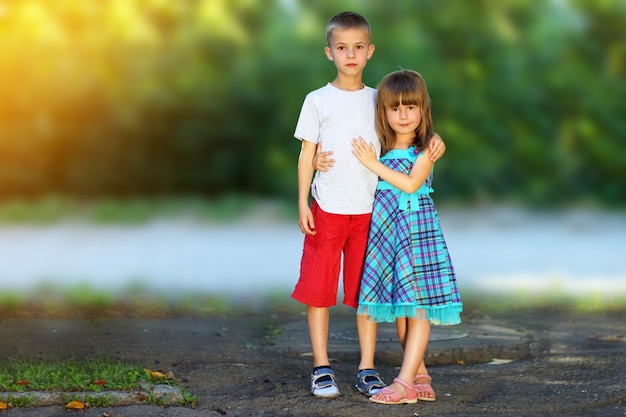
[1,0,624,207]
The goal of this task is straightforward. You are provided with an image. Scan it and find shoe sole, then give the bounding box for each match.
[312,392,341,399]
[356,386,384,397]
[369,397,418,405]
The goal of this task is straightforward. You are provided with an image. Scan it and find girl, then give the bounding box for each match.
[351,69,463,405]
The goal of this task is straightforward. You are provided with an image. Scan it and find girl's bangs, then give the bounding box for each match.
[381,79,422,108]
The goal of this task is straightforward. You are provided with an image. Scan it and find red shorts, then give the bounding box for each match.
[292,200,371,308]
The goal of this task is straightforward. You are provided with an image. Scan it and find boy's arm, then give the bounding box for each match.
[298,140,318,235]
[428,133,446,162]
[352,137,433,194]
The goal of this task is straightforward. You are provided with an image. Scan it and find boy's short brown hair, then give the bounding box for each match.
[325,11,371,46]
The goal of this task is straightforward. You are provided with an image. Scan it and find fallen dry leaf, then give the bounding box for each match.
[16,380,29,386]
[93,379,107,386]
[587,333,624,342]
[0,401,9,410]
[144,368,167,380]
[136,392,149,401]
[66,400,87,410]
[488,358,515,365]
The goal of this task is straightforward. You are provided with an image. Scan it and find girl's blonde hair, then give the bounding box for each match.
[375,69,433,155]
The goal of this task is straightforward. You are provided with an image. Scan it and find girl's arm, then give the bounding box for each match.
[312,141,335,172]
[351,136,433,194]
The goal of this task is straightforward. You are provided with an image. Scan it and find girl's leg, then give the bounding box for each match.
[396,317,408,349]
[397,318,430,384]
[414,372,435,401]
[376,318,430,399]
[403,318,434,400]
[396,317,431,378]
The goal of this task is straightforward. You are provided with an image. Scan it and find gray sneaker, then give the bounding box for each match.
[355,369,385,397]
[311,367,340,398]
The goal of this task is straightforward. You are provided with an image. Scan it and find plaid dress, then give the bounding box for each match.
[357,147,462,324]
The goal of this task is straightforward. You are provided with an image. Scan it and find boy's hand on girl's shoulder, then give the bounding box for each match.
[312,141,335,172]
[429,133,446,162]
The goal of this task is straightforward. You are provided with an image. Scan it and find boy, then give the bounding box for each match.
[292,11,445,398]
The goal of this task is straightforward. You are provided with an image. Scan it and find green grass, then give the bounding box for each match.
[0,284,303,319]
[5,394,36,408]
[0,359,196,408]
[1,283,625,320]
[0,359,143,392]
[460,289,626,316]
[0,194,295,224]
[264,324,284,346]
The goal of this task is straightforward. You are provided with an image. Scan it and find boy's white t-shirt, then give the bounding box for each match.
[295,83,381,215]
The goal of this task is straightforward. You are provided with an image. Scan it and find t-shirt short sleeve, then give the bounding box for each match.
[292,84,381,215]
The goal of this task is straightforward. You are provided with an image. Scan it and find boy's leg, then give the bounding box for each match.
[341,212,371,308]
[343,213,371,365]
[293,201,351,398]
[308,305,341,398]
[357,313,377,370]
[308,306,330,367]
[345,212,383,395]
[293,199,343,367]
[354,313,385,396]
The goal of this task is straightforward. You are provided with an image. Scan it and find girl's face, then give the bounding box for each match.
[386,103,421,140]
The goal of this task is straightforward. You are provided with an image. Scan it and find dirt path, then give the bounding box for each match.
[1,306,625,416]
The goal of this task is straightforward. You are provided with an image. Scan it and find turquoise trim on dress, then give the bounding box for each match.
[357,303,463,325]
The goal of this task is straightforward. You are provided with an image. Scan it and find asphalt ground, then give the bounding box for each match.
[0,305,625,416]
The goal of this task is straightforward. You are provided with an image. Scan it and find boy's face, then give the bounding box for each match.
[324,28,375,77]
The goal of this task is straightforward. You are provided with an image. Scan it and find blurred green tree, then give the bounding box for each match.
[0,0,623,206]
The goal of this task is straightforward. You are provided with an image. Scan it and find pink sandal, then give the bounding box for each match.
[369,377,417,405]
[414,373,436,402]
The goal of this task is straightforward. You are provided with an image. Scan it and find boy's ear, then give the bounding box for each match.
[324,47,333,61]
[367,44,375,59]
